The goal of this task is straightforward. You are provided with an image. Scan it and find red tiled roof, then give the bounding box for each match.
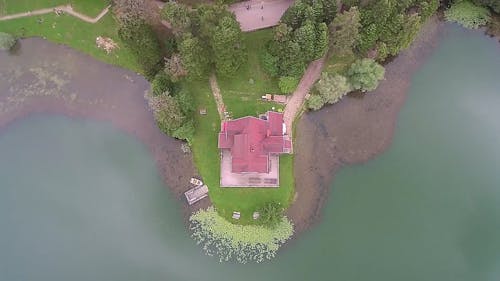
[218,112,291,173]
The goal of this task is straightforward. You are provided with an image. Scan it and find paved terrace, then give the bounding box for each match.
[229,0,293,32]
[220,150,279,187]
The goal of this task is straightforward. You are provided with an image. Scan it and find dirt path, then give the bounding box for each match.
[229,0,293,32]
[283,56,326,137]
[0,4,111,23]
[209,74,226,121]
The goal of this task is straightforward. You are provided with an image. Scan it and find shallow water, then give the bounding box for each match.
[1,24,500,281]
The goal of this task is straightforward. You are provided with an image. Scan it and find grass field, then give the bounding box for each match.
[0,0,140,72]
[0,0,109,17]
[217,29,284,119]
[187,30,295,224]
[323,52,357,76]
[1,1,295,224]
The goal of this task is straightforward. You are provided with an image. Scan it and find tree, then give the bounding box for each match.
[281,0,309,29]
[278,76,300,94]
[211,16,246,77]
[346,59,385,92]
[472,0,500,13]
[161,2,192,33]
[315,72,352,104]
[314,22,329,58]
[113,0,149,23]
[260,49,280,77]
[380,13,421,56]
[329,7,361,56]
[258,202,284,229]
[278,41,306,77]
[294,20,317,61]
[419,0,440,21]
[196,4,232,43]
[148,93,184,134]
[445,0,491,29]
[165,53,188,82]
[118,17,162,79]
[178,33,210,79]
[151,71,173,96]
[0,32,16,51]
[320,0,338,25]
[307,94,326,110]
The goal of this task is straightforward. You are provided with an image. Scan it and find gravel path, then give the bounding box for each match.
[0,4,111,23]
[209,74,226,121]
[283,56,326,137]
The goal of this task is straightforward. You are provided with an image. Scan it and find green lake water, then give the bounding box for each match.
[1,24,499,281]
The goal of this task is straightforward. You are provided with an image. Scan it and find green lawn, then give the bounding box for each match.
[217,29,284,119]
[1,1,295,224]
[324,52,357,76]
[0,0,108,17]
[187,31,295,224]
[0,5,140,72]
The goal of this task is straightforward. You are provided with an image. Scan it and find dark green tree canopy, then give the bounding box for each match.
[211,16,246,76]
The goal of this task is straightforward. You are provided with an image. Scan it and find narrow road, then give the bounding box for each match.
[0,4,111,23]
[228,0,293,32]
[283,56,326,137]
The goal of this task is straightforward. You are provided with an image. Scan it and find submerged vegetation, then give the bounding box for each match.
[445,0,491,29]
[190,207,294,263]
[0,32,16,50]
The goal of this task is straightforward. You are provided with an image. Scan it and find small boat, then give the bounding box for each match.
[190,177,203,186]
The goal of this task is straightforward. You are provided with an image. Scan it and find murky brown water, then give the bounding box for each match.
[289,17,444,232]
[0,38,206,215]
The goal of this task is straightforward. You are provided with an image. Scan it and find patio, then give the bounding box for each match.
[220,150,279,187]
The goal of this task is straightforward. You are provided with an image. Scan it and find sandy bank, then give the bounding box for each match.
[0,38,210,219]
[288,17,445,234]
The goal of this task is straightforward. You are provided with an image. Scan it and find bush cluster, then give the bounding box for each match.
[307,59,384,110]
[190,207,294,263]
[145,87,195,142]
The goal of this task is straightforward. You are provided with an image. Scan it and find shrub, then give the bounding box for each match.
[260,50,279,77]
[151,71,172,96]
[315,73,352,104]
[257,202,284,229]
[190,207,294,263]
[346,59,385,92]
[165,53,187,82]
[0,32,16,51]
[307,94,326,110]
[445,0,491,29]
[278,76,300,94]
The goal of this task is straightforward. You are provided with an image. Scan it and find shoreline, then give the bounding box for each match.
[0,38,210,221]
[288,16,445,234]
[0,16,453,238]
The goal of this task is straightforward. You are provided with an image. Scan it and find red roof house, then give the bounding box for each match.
[218,112,292,173]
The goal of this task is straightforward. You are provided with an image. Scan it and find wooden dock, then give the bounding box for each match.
[184,185,209,205]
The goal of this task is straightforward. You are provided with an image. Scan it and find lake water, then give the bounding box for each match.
[1,25,499,281]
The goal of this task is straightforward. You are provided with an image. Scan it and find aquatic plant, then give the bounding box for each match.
[445,0,491,29]
[0,32,16,51]
[189,207,294,263]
